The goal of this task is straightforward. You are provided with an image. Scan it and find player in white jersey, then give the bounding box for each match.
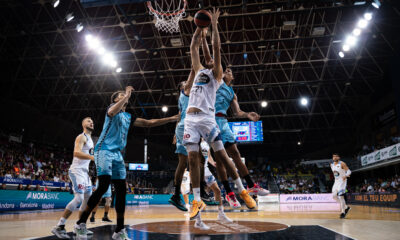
[183,8,256,230]
[200,140,232,223]
[180,169,191,210]
[331,153,351,219]
[52,117,95,239]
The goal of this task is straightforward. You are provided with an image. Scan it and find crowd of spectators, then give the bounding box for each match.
[0,137,71,187]
[350,175,400,193]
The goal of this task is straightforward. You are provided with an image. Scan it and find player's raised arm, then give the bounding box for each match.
[133,114,179,128]
[190,27,204,73]
[231,94,260,122]
[73,134,94,161]
[184,68,196,96]
[108,86,133,117]
[210,8,223,81]
[201,28,212,64]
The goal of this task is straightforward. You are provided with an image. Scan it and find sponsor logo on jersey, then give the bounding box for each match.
[195,73,211,85]
[183,134,190,140]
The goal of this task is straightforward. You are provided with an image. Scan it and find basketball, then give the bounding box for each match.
[194,9,212,28]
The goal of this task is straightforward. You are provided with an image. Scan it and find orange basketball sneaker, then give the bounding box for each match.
[239,189,257,209]
[189,200,206,220]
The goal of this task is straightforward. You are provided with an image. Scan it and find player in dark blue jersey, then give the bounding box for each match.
[75,86,178,240]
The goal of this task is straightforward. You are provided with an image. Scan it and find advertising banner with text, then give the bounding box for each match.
[280,194,337,203]
[0,190,73,211]
[361,143,400,166]
[346,193,400,208]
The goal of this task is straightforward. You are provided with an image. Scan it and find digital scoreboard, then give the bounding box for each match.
[228,121,263,144]
[128,163,149,171]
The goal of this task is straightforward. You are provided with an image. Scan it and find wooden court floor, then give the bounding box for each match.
[0,204,399,240]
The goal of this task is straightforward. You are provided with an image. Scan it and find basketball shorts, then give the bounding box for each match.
[69,169,92,194]
[332,180,347,196]
[181,180,191,195]
[175,122,188,156]
[216,117,236,145]
[95,149,126,180]
[96,180,112,198]
[204,164,216,187]
[183,112,220,146]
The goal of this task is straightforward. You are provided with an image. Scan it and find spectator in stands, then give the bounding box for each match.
[25,184,31,190]
[17,184,23,190]
[1,183,6,190]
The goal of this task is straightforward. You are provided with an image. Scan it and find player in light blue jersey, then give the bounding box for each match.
[169,68,195,211]
[201,29,269,201]
[75,86,178,240]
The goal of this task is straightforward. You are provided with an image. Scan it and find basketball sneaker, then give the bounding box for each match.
[51,225,69,239]
[168,194,188,211]
[247,184,270,196]
[225,192,241,208]
[194,216,210,230]
[340,213,346,219]
[217,211,233,223]
[74,223,87,238]
[345,206,351,215]
[102,216,112,223]
[189,200,206,220]
[90,216,95,223]
[112,228,131,240]
[239,190,257,209]
[201,191,218,205]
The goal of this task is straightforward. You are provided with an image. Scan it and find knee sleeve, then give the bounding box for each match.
[87,175,111,209]
[210,140,224,152]
[186,143,199,153]
[66,193,85,211]
[105,197,112,207]
[112,179,126,214]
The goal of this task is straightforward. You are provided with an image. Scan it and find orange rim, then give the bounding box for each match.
[147,0,187,17]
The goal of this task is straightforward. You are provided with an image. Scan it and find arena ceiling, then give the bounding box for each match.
[0,0,399,156]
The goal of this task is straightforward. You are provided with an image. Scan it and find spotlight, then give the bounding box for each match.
[300,97,308,106]
[76,23,83,32]
[162,106,168,112]
[88,38,101,49]
[66,13,74,22]
[52,0,60,8]
[345,35,357,47]
[261,101,268,108]
[372,0,380,9]
[297,141,301,145]
[357,19,368,29]
[97,47,105,55]
[342,44,350,52]
[102,53,114,65]
[116,67,122,73]
[352,28,361,36]
[364,13,372,21]
[338,51,344,58]
[110,60,118,68]
[85,34,93,42]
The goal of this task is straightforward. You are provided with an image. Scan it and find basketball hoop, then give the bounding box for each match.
[147,0,187,33]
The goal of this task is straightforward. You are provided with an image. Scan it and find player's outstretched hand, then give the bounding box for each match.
[125,86,134,99]
[210,7,220,25]
[248,112,260,122]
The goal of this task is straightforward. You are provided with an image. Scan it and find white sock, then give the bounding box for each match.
[218,205,224,213]
[233,178,245,192]
[339,196,347,213]
[57,217,66,226]
[193,188,201,202]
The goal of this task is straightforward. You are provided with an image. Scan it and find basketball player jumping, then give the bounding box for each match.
[52,117,95,239]
[184,8,256,230]
[200,140,232,223]
[331,153,351,219]
[200,28,269,203]
[90,178,112,223]
[74,86,178,239]
[169,69,195,212]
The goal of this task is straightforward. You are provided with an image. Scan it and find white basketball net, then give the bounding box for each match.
[147,0,187,33]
